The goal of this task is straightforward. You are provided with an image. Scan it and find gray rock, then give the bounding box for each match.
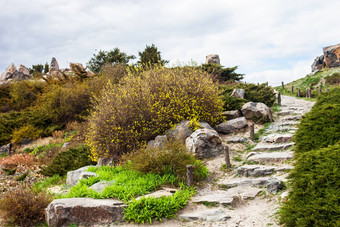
[50,57,60,72]
[280,115,302,121]
[219,177,272,188]
[237,165,275,177]
[241,102,273,122]
[278,111,293,116]
[66,166,97,185]
[185,129,223,159]
[231,89,245,99]
[205,54,220,64]
[323,43,340,68]
[0,63,31,81]
[89,181,115,192]
[97,157,114,167]
[46,198,125,227]
[136,189,177,200]
[252,142,294,151]
[192,190,235,205]
[220,110,242,120]
[167,120,213,143]
[262,134,293,143]
[311,55,324,72]
[17,64,30,76]
[267,178,283,193]
[215,117,248,134]
[180,209,230,222]
[61,142,70,149]
[247,151,293,163]
[0,143,11,156]
[227,137,247,143]
[147,135,168,149]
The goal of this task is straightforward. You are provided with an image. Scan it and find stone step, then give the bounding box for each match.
[280,115,302,121]
[46,198,125,227]
[252,142,294,151]
[277,121,300,126]
[179,209,231,222]
[261,133,293,143]
[236,165,293,177]
[247,151,293,163]
[193,186,262,205]
[218,177,283,193]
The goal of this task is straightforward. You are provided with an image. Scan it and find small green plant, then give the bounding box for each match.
[15,171,29,181]
[200,201,218,207]
[30,143,63,156]
[232,155,242,162]
[254,122,272,141]
[33,175,66,192]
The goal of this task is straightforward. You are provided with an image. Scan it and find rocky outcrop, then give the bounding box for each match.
[230,89,245,99]
[66,166,97,185]
[215,117,248,134]
[49,57,60,72]
[323,43,340,68]
[220,110,242,120]
[241,102,273,123]
[0,63,32,82]
[0,143,11,156]
[185,128,223,159]
[46,198,125,227]
[311,55,325,72]
[205,54,220,64]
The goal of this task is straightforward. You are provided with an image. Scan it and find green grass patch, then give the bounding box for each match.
[33,175,66,192]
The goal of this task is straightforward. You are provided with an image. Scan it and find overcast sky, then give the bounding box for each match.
[1,0,340,85]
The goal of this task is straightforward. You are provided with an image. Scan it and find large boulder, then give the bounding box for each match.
[323,43,340,68]
[241,102,273,122]
[147,135,168,149]
[0,143,11,156]
[205,54,220,64]
[46,198,125,227]
[311,55,325,72]
[0,63,31,81]
[220,110,242,120]
[215,117,248,134]
[18,64,30,76]
[66,166,97,185]
[50,57,60,72]
[230,89,245,99]
[185,128,223,159]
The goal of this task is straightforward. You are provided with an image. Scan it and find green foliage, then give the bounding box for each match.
[121,140,208,182]
[44,62,49,74]
[31,64,44,74]
[62,165,178,202]
[87,48,135,73]
[124,187,195,224]
[87,66,224,161]
[138,44,169,68]
[33,175,66,192]
[39,145,96,176]
[279,143,340,227]
[221,83,276,111]
[11,124,43,144]
[294,88,340,155]
[325,72,340,85]
[0,186,52,227]
[30,142,63,156]
[200,64,244,82]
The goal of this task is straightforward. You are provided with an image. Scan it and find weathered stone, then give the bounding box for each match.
[147,135,168,149]
[280,115,302,121]
[66,166,97,185]
[277,121,300,127]
[17,64,30,76]
[50,57,60,72]
[186,129,223,159]
[70,63,87,78]
[61,142,70,149]
[215,117,248,134]
[241,102,272,122]
[237,165,275,177]
[231,89,245,99]
[219,177,272,188]
[311,55,324,72]
[89,181,115,192]
[220,110,242,120]
[136,188,177,200]
[192,190,235,205]
[46,198,125,227]
[252,142,294,151]
[267,178,283,193]
[323,43,340,68]
[0,143,11,156]
[205,54,220,64]
[227,137,247,143]
[6,63,17,74]
[180,209,230,222]
[97,157,114,167]
[87,70,96,77]
[247,151,293,163]
[262,134,293,143]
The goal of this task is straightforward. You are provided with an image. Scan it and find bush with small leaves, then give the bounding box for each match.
[11,124,43,144]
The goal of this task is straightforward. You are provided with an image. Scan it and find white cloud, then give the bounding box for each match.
[0,0,340,84]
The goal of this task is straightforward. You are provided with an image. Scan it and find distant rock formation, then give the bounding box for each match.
[206,54,220,65]
[0,63,32,82]
[311,43,340,73]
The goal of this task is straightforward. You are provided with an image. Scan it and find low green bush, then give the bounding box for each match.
[11,124,43,144]
[121,140,208,182]
[33,175,66,193]
[279,143,340,226]
[0,186,52,227]
[325,72,340,85]
[39,145,96,176]
[124,187,195,224]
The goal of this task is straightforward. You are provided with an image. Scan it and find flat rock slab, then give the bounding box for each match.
[237,165,275,177]
[261,134,293,143]
[216,117,248,134]
[219,177,272,188]
[276,121,300,127]
[179,209,231,222]
[46,198,126,227]
[280,115,302,121]
[252,143,294,151]
[247,151,293,163]
[192,190,235,205]
[136,188,178,200]
[227,137,247,143]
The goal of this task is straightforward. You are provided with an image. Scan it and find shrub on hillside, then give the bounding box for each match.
[221,83,276,110]
[279,143,340,226]
[39,145,96,176]
[0,186,52,227]
[0,153,37,170]
[86,66,224,161]
[11,124,43,144]
[121,140,208,182]
[294,88,340,155]
[325,72,340,85]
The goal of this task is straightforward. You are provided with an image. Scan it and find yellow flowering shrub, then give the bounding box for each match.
[86,66,224,161]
